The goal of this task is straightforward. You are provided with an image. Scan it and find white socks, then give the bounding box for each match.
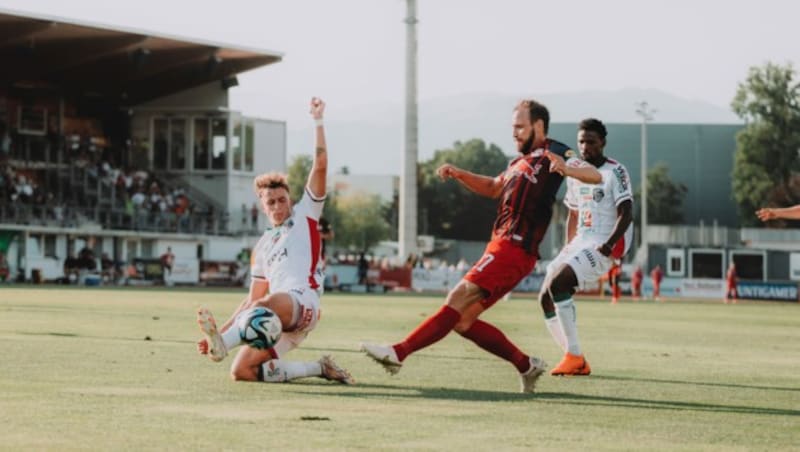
[544,316,567,352]
[221,327,241,352]
[554,298,582,356]
[261,360,322,382]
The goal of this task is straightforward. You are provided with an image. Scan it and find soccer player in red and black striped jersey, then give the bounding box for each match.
[361,100,601,393]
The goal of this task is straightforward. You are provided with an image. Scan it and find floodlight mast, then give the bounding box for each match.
[635,101,656,264]
[399,0,419,261]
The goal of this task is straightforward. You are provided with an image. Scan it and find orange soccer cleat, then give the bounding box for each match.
[550,352,591,376]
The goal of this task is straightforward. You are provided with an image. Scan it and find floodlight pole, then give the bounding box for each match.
[635,101,655,265]
[399,0,419,262]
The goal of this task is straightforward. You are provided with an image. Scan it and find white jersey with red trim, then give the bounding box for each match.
[251,188,325,295]
[564,157,634,258]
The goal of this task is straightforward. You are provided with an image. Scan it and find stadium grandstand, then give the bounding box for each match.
[0,8,286,284]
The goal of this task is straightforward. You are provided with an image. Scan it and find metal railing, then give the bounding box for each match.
[0,203,262,236]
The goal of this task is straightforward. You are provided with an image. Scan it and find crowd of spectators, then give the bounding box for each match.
[0,125,225,233]
[0,162,71,225]
[0,116,262,235]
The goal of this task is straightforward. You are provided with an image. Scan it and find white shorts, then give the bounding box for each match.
[273,286,321,358]
[546,236,612,291]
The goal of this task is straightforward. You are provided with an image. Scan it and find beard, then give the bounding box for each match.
[517,130,536,155]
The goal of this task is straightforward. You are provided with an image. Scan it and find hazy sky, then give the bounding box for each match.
[1,0,798,124]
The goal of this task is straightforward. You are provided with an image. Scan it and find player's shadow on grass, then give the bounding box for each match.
[295,383,800,417]
[292,382,526,403]
[592,374,800,393]
[534,392,800,417]
[15,331,192,344]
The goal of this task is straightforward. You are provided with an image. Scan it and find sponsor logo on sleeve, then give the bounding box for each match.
[613,166,629,191]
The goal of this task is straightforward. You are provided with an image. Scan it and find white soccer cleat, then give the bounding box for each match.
[360,342,402,375]
[197,307,227,362]
[319,355,355,385]
[519,356,547,393]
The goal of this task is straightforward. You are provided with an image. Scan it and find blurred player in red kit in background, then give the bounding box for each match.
[631,265,643,300]
[608,260,622,304]
[725,262,738,304]
[650,264,663,301]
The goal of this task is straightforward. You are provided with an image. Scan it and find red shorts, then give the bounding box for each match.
[464,238,537,309]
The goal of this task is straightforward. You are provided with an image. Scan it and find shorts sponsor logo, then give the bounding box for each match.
[580,248,597,268]
[293,305,316,331]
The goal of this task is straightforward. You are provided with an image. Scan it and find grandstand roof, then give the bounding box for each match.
[0,8,283,104]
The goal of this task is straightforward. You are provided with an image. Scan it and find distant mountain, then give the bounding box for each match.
[287,88,742,175]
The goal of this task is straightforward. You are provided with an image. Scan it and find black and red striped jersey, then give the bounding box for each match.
[492,138,577,256]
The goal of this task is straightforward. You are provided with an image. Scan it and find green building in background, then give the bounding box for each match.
[549,123,743,227]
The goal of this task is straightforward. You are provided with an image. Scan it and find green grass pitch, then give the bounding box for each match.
[0,286,797,451]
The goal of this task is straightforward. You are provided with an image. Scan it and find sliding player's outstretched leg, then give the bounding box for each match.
[197,307,227,362]
[319,355,355,384]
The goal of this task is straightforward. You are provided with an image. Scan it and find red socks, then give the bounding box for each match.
[393,305,460,361]
[391,306,530,374]
[459,319,531,373]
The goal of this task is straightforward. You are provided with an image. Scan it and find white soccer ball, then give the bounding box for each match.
[236,307,282,349]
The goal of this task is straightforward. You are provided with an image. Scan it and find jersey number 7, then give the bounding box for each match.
[475,253,495,272]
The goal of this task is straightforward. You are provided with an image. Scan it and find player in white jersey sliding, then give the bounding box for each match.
[195,98,353,385]
[538,118,634,376]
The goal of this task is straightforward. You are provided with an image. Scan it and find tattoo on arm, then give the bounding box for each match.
[315,146,326,156]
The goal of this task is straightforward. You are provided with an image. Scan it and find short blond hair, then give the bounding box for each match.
[253,172,289,194]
